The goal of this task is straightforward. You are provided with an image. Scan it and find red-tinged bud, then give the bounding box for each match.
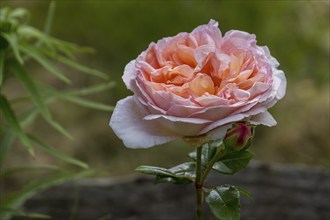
[224,122,254,151]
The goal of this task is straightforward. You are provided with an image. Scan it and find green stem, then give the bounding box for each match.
[200,144,226,185]
[195,146,203,220]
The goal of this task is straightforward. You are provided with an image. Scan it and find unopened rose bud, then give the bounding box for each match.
[224,123,254,151]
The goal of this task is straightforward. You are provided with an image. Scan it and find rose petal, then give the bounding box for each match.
[205,124,232,141]
[144,114,211,136]
[273,69,286,100]
[222,30,257,53]
[109,96,178,148]
[122,60,137,91]
[198,114,246,135]
[249,111,277,126]
[192,19,222,48]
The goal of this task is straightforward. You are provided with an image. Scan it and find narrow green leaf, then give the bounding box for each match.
[43,117,73,139]
[18,25,92,59]
[0,130,15,165]
[0,49,5,87]
[0,165,60,179]
[67,82,116,96]
[0,207,50,219]
[28,135,88,169]
[206,185,240,220]
[59,94,114,111]
[19,43,71,83]
[10,61,51,118]
[1,32,23,64]
[18,25,55,51]
[0,95,34,156]
[43,1,56,36]
[10,62,73,139]
[44,49,109,80]
[212,150,254,175]
[18,105,39,125]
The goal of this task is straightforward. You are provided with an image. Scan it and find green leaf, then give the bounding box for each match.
[156,162,196,184]
[169,162,196,178]
[18,25,92,59]
[1,32,23,64]
[67,82,116,96]
[0,207,50,219]
[236,186,253,203]
[44,49,109,80]
[43,1,56,36]
[9,61,72,139]
[205,185,240,220]
[43,117,73,139]
[212,150,254,175]
[29,135,89,169]
[19,43,71,83]
[59,94,114,111]
[0,130,15,165]
[136,163,196,184]
[136,165,174,177]
[188,139,224,165]
[0,49,5,87]
[10,61,51,119]
[0,95,34,156]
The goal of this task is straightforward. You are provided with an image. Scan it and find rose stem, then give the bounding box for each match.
[200,146,226,184]
[195,146,203,220]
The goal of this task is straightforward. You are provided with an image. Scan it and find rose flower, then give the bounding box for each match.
[110,19,286,148]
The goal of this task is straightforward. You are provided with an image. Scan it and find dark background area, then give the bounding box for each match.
[2,1,329,179]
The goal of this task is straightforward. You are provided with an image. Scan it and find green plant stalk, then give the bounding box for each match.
[195,146,203,220]
[200,146,226,184]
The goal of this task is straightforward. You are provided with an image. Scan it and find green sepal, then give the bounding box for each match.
[205,185,240,220]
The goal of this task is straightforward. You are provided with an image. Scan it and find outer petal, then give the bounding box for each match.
[122,60,137,91]
[249,111,277,127]
[205,124,232,141]
[144,114,211,136]
[109,96,179,148]
[273,69,287,100]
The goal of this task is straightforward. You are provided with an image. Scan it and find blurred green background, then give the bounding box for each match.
[2,0,329,179]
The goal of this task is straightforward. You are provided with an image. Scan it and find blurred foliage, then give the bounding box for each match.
[1,0,329,190]
[0,3,113,219]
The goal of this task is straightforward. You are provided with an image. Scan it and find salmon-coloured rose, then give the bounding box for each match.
[110,20,286,148]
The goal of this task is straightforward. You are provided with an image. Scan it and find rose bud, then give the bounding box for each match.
[224,123,254,151]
